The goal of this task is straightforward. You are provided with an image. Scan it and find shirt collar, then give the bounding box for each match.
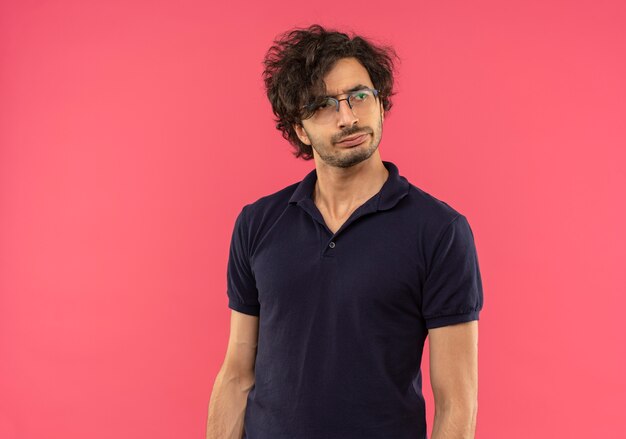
[288,160,410,211]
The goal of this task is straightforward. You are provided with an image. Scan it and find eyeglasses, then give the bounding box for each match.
[301,88,380,124]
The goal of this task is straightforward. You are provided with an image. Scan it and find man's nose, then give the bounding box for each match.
[336,99,358,128]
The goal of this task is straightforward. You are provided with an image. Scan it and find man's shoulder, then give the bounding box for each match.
[404,182,465,227]
[237,179,300,231]
[244,180,299,212]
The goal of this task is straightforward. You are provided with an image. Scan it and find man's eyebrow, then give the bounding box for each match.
[325,84,370,97]
[346,84,370,93]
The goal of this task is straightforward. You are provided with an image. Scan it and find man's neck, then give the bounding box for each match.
[312,157,389,217]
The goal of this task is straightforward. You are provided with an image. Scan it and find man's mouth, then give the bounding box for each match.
[335,133,370,147]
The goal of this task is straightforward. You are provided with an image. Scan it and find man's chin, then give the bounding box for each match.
[334,149,377,168]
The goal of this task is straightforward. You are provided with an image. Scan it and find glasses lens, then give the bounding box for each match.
[349,89,376,115]
[309,97,337,123]
[306,89,378,123]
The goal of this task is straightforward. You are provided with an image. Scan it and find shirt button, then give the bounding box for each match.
[329,241,336,248]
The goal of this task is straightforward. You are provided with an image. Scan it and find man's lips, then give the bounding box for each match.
[335,133,370,147]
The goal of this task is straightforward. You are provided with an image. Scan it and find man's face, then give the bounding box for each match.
[294,57,385,169]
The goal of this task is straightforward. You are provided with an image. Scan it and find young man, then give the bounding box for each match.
[207,24,484,439]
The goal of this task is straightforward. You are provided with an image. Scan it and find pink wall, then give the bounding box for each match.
[1,1,625,438]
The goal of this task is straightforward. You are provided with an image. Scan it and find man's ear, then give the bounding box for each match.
[294,123,311,145]
[380,103,385,123]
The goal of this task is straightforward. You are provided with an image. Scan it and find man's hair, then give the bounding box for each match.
[262,24,398,160]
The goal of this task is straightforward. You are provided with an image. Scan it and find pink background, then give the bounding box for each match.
[1,1,625,438]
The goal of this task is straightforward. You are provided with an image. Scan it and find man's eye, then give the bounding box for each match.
[318,99,335,109]
[353,92,368,101]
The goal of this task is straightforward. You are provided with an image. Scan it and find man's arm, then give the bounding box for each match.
[428,320,479,439]
[206,310,259,439]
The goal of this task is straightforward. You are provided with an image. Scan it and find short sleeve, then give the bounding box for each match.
[226,205,260,316]
[422,214,484,329]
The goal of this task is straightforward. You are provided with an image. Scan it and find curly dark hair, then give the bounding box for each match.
[262,24,398,160]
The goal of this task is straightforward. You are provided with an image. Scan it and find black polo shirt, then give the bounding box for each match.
[225,160,483,439]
